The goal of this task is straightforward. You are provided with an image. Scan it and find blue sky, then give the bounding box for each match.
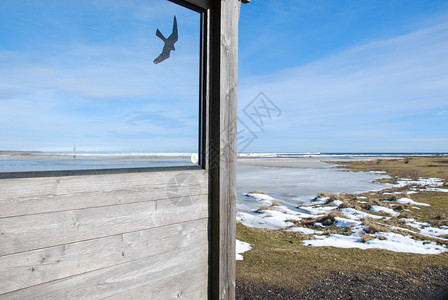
[0,0,200,153]
[0,0,447,153]
[238,0,448,153]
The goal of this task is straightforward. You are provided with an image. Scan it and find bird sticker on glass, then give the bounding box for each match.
[153,15,178,64]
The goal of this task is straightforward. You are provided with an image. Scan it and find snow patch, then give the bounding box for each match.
[425,188,448,193]
[330,200,343,206]
[396,197,430,207]
[238,190,448,254]
[246,192,275,201]
[298,205,337,215]
[303,232,447,254]
[236,239,252,260]
[333,217,362,228]
[237,208,302,230]
[370,205,400,217]
[311,196,330,205]
[396,177,444,188]
[340,208,383,220]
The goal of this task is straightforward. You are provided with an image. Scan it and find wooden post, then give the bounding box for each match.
[209,0,239,299]
[0,0,241,298]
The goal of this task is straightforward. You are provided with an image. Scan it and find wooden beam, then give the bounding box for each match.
[169,0,211,11]
[209,0,239,299]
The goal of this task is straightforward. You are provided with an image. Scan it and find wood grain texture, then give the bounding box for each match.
[1,242,208,300]
[0,218,208,295]
[0,194,208,256]
[0,0,244,298]
[219,2,238,299]
[104,266,208,300]
[209,0,239,299]
[0,170,207,218]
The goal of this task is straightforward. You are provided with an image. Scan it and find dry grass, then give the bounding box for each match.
[327,210,345,219]
[338,200,353,209]
[409,192,448,224]
[316,192,329,198]
[314,192,343,203]
[328,193,344,201]
[250,189,268,195]
[430,214,448,227]
[362,218,390,234]
[271,200,281,206]
[331,157,448,231]
[256,205,273,212]
[379,193,409,201]
[361,198,384,210]
[398,212,412,219]
[369,199,382,206]
[236,223,448,289]
[300,210,345,227]
[392,204,411,211]
[329,156,448,182]
[338,199,363,211]
[360,234,375,243]
[381,217,413,230]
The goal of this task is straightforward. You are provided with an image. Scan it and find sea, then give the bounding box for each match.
[237,152,447,210]
[1,151,446,208]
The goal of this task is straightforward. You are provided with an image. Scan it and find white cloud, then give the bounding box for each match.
[238,22,448,151]
[0,42,200,151]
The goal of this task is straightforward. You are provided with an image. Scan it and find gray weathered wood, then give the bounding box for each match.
[0,218,207,295]
[0,242,208,300]
[0,194,208,256]
[0,170,207,218]
[0,0,242,298]
[208,0,239,299]
[104,266,208,300]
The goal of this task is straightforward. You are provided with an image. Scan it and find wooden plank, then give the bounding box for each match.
[0,195,208,256]
[186,0,210,10]
[0,170,207,218]
[209,0,239,299]
[104,266,208,300]
[1,242,208,299]
[170,0,211,10]
[218,1,238,298]
[0,218,207,295]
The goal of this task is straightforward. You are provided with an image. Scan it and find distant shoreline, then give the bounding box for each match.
[1,151,447,159]
[0,152,193,159]
[238,152,448,158]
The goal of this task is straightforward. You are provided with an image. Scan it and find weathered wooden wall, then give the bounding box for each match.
[208,0,239,298]
[0,0,241,297]
[0,170,208,299]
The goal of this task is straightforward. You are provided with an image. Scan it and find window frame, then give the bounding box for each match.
[0,0,209,179]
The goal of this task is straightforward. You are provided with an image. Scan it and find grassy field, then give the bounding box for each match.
[331,156,448,223]
[236,156,448,290]
[332,156,448,183]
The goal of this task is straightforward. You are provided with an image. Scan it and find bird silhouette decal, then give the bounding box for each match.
[153,16,178,64]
